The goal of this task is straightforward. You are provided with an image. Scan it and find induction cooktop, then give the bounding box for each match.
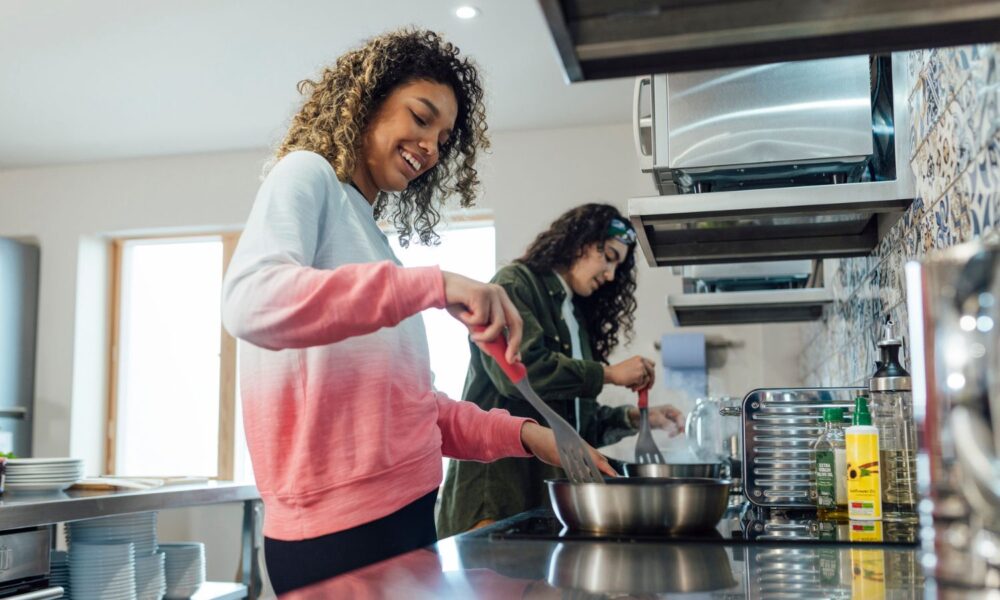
[463,503,919,546]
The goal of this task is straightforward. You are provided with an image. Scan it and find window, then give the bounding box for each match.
[388,220,496,401]
[107,234,243,479]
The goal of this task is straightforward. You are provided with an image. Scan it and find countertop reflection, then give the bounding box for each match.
[282,529,926,599]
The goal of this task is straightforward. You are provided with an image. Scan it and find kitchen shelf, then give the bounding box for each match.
[0,482,258,530]
[0,482,263,599]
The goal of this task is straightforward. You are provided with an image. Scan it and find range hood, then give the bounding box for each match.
[667,260,833,326]
[669,288,833,326]
[538,0,1000,82]
[628,53,914,267]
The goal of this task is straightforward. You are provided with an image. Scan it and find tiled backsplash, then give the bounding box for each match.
[801,45,1000,386]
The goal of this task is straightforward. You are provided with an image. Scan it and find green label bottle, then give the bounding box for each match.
[814,407,849,521]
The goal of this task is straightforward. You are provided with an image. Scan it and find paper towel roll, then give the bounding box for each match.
[660,333,706,369]
[661,333,707,398]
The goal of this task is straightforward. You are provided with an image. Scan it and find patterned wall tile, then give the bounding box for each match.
[934,47,972,107]
[803,45,1000,386]
[914,131,948,205]
[948,81,979,177]
[908,49,928,89]
[917,56,945,141]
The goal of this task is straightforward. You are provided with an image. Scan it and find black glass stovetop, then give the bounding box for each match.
[463,502,920,546]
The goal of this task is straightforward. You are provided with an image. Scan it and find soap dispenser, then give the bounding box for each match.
[868,318,917,522]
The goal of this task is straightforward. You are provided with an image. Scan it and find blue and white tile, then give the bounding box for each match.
[908,49,928,93]
[950,175,975,244]
[931,193,957,249]
[948,81,979,176]
[965,45,1000,149]
[936,47,972,107]
[917,206,940,255]
[919,53,945,138]
[914,135,947,205]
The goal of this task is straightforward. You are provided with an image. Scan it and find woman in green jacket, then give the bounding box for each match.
[437,203,685,537]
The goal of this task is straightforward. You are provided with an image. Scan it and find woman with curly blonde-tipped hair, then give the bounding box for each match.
[221,29,613,593]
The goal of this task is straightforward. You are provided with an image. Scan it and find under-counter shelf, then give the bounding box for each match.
[0,482,263,599]
[192,581,248,600]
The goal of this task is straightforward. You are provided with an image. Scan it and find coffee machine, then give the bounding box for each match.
[905,232,1000,590]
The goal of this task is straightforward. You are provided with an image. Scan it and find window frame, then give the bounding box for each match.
[105,231,241,479]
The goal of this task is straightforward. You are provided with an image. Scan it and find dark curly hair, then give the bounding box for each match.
[518,204,638,363]
[275,28,489,247]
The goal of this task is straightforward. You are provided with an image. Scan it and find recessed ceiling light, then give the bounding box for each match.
[455,6,480,19]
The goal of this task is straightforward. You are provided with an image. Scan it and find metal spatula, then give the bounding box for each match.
[477,331,605,484]
[634,387,666,464]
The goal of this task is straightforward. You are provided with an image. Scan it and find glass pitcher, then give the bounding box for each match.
[686,396,742,465]
[905,232,1000,587]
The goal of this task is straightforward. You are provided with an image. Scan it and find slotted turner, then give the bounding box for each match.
[634,387,666,464]
[477,330,605,484]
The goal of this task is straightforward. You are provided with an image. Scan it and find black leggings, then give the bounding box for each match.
[263,490,438,595]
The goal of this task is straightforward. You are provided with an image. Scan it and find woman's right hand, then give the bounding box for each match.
[443,271,523,364]
[604,355,656,391]
[520,422,618,477]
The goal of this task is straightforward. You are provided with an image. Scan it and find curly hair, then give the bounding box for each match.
[275,28,490,246]
[518,204,638,363]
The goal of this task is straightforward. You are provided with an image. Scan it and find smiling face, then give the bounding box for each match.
[351,79,458,202]
[563,239,630,297]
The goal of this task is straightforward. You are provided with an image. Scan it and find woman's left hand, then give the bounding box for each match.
[520,422,618,477]
[628,405,685,436]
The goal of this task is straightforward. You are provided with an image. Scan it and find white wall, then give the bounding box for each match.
[0,122,805,581]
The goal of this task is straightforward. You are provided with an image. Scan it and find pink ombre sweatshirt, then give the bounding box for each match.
[221,151,532,541]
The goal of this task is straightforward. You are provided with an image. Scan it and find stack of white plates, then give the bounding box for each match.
[160,543,205,599]
[5,457,84,492]
[69,542,136,600]
[49,550,71,598]
[135,551,166,600]
[66,512,159,555]
[67,513,163,599]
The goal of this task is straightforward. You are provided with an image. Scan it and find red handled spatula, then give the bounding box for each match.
[476,329,605,484]
[634,387,666,464]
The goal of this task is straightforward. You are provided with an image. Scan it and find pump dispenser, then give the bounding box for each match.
[868,318,917,522]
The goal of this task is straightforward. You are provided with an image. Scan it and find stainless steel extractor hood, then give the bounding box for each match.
[538,0,1000,82]
[628,53,913,267]
[667,260,833,326]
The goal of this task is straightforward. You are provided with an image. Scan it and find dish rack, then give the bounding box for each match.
[733,387,866,508]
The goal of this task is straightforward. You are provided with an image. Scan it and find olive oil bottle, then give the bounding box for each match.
[868,319,917,522]
[813,408,849,521]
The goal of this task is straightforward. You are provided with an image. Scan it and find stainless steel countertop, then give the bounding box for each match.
[282,521,927,598]
[0,482,259,530]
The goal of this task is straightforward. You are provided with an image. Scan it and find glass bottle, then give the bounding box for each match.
[813,407,849,521]
[868,319,918,522]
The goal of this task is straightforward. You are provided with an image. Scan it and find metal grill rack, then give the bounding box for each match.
[740,387,866,507]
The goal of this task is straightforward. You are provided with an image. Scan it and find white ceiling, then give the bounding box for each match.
[0,0,634,169]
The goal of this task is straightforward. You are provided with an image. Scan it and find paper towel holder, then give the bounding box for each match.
[654,336,742,351]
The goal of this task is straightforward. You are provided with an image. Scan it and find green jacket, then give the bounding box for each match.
[437,263,635,538]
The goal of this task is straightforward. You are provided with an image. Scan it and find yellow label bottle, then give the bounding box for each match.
[846,396,882,520]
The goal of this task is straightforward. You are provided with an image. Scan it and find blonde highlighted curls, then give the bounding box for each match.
[275,28,490,246]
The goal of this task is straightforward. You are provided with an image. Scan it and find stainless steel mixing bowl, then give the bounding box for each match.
[546,477,731,534]
[622,462,723,478]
